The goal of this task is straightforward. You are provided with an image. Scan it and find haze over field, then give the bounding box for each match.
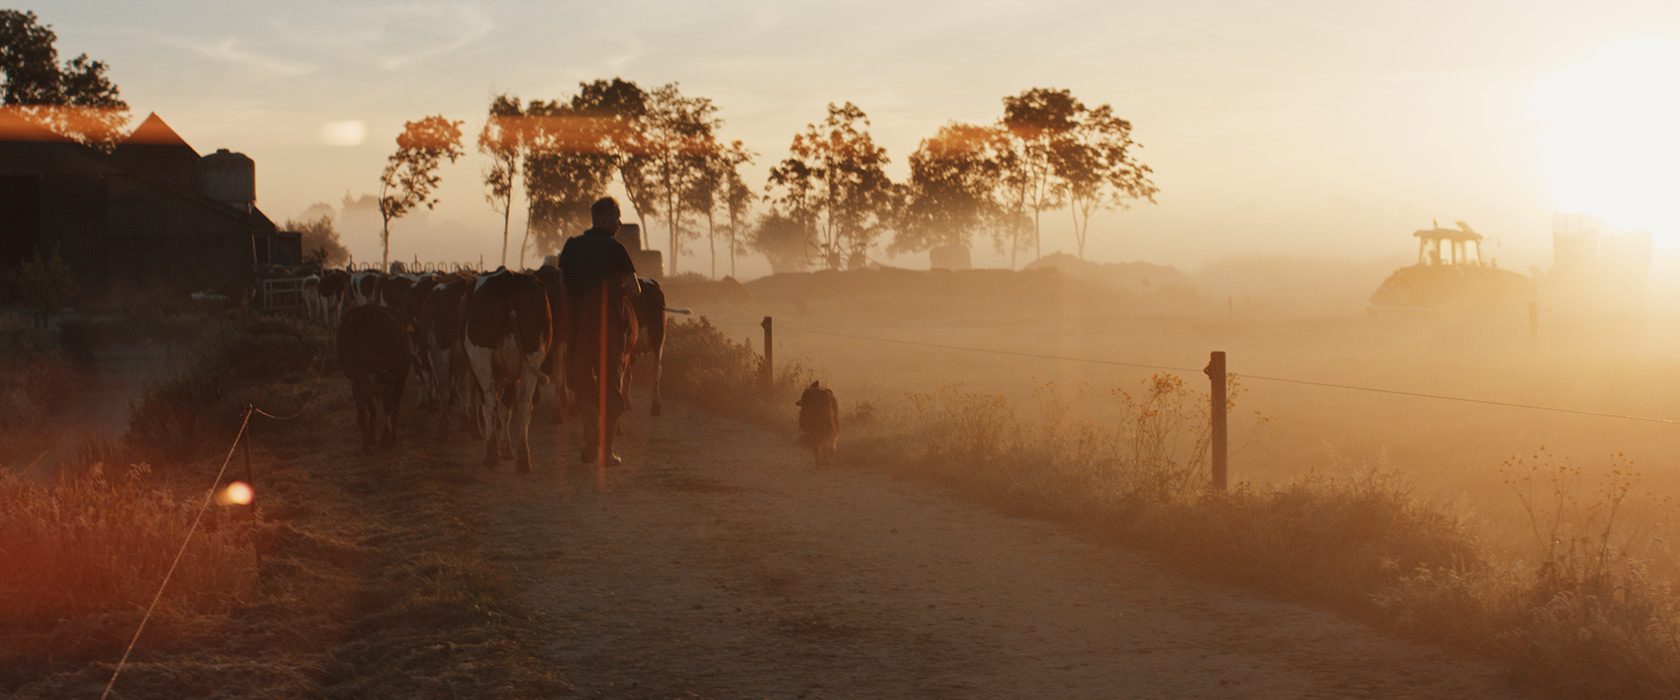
[27,0,1680,277]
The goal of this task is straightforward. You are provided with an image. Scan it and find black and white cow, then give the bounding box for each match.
[462,268,552,471]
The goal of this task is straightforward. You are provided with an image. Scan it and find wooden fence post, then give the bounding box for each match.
[761,316,774,393]
[1205,351,1228,492]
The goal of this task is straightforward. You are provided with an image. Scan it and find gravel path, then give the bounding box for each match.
[474,402,1525,699]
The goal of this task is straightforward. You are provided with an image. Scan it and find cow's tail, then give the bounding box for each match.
[663,307,693,315]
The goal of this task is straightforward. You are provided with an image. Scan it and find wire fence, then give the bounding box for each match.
[701,315,1680,427]
[100,387,321,699]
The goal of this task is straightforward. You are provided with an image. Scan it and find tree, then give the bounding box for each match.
[522,98,616,259]
[377,115,464,271]
[478,94,524,267]
[5,245,75,329]
[722,148,755,278]
[636,83,720,276]
[284,214,350,267]
[766,102,897,269]
[1001,88,1081,261]
[686,138,752,279]
[749,209,813,274]
[1053,104,1158,259]
[571,78,654,236]
[0,10,128,147]
[893,122,1013,257]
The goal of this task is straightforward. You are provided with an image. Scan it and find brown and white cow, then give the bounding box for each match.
[415,272,480,439]
[532,263,571,424]
[337,305,410,452]
[462,268,552,471]
[624,278,691,416]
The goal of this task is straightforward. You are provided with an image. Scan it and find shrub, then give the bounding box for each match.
[126,314,326,462]
[661,318,809,423]
[0,313,78,431]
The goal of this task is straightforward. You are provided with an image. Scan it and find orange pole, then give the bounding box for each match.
[598,280,609,484]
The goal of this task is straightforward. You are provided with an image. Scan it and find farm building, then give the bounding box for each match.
[0,109,287,303]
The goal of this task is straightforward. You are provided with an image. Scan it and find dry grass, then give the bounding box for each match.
[0,313,80,433]
[0,462,258,683]
[664,317,1680,698]
[126,315,327,464]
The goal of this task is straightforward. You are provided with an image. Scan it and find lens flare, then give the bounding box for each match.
[219,481,255,506]
[320,120,367,147]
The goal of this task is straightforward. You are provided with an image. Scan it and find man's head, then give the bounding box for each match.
[591,197,622,235]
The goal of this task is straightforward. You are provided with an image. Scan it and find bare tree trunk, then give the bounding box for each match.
[381,216,391,272]
[1072,201,1082,260]
[707,211,716,279]
[501,199,512,268]
[1032,207,1042,260]
[519,212,532,269]
[667,187,679,276]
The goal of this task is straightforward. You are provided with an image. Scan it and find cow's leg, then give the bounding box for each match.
[431,345,453,439]
[352,377,375,452]
[497,385,515,460]
[512,359,543,473]
[650,344,664,417]
[465,345,500,468]
[561,339,574,426]
[381,371,404,448]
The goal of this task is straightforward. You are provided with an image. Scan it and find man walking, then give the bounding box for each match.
[559,197,640,465]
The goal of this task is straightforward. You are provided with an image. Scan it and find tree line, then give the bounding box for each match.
[381,81,1157,276]
[1,10,1158,276]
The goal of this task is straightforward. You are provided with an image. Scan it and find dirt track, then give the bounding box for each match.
[461,402,1526,699]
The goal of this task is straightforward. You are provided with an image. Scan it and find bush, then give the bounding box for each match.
[661,318,809,423]
[0,313,78,432]
[126,314,326,463]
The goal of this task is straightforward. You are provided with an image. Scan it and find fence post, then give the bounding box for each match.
[240,412,263,576]
[1204,351,1228,492]
[761,316,774,393]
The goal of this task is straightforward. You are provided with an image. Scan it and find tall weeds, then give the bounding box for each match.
[0,463,256,627]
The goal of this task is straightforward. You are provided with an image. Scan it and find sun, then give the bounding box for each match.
[1531,38,1680,241]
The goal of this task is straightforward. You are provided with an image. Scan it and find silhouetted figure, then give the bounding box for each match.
[797,380,840,468]
[559,197,641,465]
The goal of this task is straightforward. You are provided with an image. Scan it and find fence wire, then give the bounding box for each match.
[703,316,1680,426]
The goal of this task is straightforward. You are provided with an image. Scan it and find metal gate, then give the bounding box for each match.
[259,276,308,312]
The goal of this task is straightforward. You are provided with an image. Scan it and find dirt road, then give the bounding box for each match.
[470,402,1524,699]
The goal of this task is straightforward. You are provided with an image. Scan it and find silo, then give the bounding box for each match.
[197,148,256,213]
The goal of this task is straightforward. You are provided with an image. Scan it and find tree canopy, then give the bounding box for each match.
[895,123,1014,256]
[285,214,350,267]
[767,102,898,270]
[0,10,127,147]
[378,115,465,270]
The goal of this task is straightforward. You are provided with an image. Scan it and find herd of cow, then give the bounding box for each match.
[302,265,677,472]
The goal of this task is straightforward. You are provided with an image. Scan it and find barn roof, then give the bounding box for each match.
[0,107,71,143]
[121,112,194,149]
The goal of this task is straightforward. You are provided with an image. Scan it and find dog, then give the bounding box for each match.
[796,380,840,467]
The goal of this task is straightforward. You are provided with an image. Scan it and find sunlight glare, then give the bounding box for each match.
[1532,38,1680,242]
[219,481,254,506]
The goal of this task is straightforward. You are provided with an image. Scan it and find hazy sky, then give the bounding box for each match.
[26,0,1680,276]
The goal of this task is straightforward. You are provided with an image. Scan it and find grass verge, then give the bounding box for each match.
[663,316,1680,699]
